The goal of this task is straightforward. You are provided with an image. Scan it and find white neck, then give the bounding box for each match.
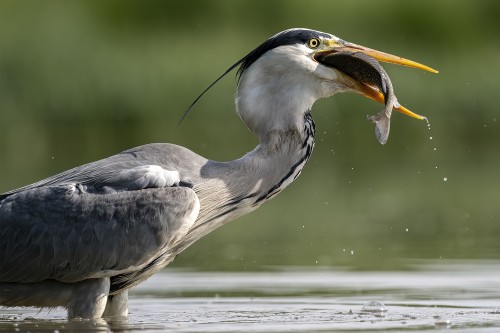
[235,44,336,142]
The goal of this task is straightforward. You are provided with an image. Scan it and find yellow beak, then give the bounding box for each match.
[321,38,438,120]
[356,83,427,120]
[338,40,438,74]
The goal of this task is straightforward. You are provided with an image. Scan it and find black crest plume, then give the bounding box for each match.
[179,29,330,124]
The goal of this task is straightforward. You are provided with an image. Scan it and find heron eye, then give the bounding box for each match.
[308,38,320,49]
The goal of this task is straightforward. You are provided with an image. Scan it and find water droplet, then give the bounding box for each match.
[362,301,387,313]
[435,319,452,327]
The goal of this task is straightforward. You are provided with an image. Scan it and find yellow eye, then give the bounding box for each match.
[308,38,320,48]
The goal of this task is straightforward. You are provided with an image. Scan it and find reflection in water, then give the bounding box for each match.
[1,261,500,332]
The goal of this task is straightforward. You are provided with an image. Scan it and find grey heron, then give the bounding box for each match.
[0,28,437,319]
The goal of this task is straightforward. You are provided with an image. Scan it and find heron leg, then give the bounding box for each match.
[67,278,110,319]
[103,290,129,318]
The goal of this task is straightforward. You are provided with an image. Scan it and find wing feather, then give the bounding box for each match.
[0,144,191,198]
[0,184,199,283]
[0,143,205,283]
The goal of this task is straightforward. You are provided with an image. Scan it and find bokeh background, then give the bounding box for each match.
[0,0,499,270]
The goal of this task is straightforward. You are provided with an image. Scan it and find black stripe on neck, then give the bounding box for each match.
[253,113,316,205]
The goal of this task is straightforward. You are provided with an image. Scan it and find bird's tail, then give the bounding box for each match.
[0,281,71,308]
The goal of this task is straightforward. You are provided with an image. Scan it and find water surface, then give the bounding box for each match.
[1,261,500,332]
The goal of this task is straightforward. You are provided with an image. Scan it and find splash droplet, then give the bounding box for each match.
[435,319,452,328]
[362,301,387,313]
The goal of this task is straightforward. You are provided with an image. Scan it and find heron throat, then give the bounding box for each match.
[235,48,322,142]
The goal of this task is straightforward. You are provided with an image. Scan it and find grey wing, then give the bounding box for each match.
[0,143,203,283]
[0,183,199,283]
[0,143,202,198]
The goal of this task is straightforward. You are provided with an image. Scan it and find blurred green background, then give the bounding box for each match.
[0,0,499,270]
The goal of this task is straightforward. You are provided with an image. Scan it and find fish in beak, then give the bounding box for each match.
[314,38,438,144]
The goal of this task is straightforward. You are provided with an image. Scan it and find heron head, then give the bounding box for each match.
[234,28,437,136]
[184,28,437,139]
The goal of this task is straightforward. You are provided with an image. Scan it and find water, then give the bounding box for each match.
[1,261,500,332]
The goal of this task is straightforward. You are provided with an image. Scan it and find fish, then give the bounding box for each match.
[315,51,399,144]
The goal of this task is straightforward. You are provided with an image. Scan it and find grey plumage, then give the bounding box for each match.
[0,28,434,319]
[0,144,202,285]
[1,126,314,316]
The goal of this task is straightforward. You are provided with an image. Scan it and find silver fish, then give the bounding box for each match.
[315,51,399,144]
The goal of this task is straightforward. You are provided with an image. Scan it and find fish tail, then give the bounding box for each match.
[367,111,391,145]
